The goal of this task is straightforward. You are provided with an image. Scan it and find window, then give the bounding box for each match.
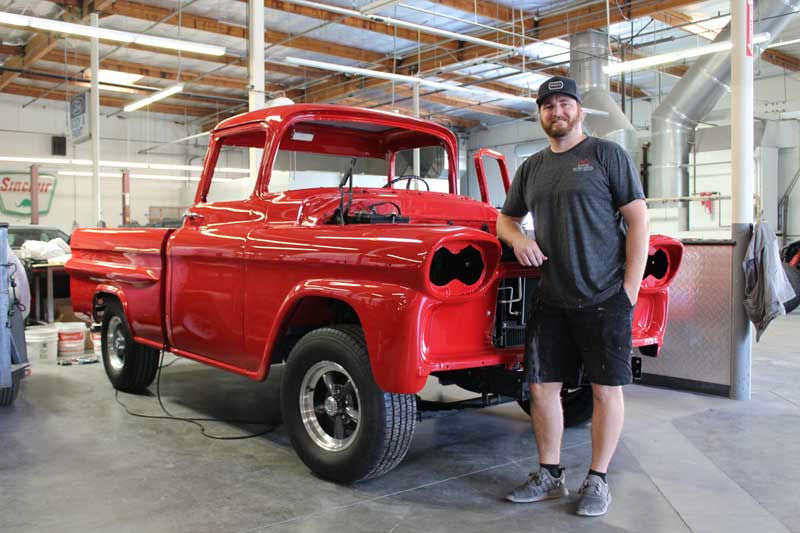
[271,151,389,191]
[204,128,267,203]
[393,146,449,192]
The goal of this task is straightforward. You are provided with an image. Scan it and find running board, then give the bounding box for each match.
[416,394,517,420]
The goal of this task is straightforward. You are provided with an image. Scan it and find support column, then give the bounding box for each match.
[412,81,420,189]
[730,0,754,400]
[90,13,102,226]
[248,0,265,186]
[122,170,131,226]
[30,164,39,225]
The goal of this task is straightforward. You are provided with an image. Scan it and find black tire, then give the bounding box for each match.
[101,300,159,393]
[782,262,800,314]
[0,373,21,407]
[517,386,594,427]
[281,325,417,483]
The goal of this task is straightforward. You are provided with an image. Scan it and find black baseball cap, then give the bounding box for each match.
[536,76,582,106]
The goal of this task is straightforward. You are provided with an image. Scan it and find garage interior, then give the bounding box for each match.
[2,0,800,531]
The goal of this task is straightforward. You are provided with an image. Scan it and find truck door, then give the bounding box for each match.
[473,148,511,206]
[165,124,268,369]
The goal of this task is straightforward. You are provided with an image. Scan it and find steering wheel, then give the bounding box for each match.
[383,175,430,191]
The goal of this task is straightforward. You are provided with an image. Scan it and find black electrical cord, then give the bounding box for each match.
[115,351,277,440]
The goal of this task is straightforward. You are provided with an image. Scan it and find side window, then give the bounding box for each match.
[394,146,449,192]
[205,129,267,203]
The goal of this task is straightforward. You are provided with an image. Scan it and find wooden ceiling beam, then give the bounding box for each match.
[0,44,24,56]
[391,86,528,119]
[37,49,304,100]
[258,0,450,47]
[436,0,515,22]
[337,95,480,130]
[14,67,232,107]
[105,0,385,63]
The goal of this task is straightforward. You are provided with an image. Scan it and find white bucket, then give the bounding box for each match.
[90,324,102,358]
[26,325,59,362]
[56,322,88,359]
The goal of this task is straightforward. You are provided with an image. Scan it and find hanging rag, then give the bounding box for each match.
[742,221,796,341]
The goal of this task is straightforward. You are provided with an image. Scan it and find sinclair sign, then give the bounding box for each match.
[0,172,58,216]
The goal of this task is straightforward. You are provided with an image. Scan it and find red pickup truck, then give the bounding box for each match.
[67,104,683,483]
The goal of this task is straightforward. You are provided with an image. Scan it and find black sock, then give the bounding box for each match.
[588,469,607,482]
[540,463,563,478]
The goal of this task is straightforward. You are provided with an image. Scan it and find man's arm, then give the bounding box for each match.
[619,199,650,305]
[496,213,548,267]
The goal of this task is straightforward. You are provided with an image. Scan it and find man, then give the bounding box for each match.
[496,76,649,517]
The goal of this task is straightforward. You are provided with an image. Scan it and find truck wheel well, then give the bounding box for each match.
[271,297,362,364]
[93,292,121,323]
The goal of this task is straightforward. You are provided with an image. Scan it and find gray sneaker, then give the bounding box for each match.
[576,474,612,516]
[506,467,568,503]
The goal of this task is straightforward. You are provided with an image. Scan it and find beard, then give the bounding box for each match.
[541,112,581,139]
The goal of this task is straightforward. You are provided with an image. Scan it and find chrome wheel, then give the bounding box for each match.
[106,315,126,371]
[299,360,361,452]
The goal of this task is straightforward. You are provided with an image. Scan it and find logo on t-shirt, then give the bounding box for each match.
[573,159,594,172]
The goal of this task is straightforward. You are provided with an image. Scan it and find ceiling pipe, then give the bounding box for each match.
[570,29,639,158]
[648,0,800,210]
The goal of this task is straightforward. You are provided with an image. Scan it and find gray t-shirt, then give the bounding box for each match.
[501,136,644,308]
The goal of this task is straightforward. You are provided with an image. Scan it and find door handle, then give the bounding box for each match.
[183,211,204,222]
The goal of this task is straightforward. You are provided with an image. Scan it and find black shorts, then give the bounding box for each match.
[524,286,634,386]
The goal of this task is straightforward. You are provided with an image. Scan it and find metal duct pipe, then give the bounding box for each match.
[570,30,639,157]
[649,0,800,205]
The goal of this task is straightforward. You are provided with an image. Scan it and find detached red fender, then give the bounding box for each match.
[633,235,684,356]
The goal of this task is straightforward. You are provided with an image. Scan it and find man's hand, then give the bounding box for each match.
[513,236,548,267]
[622,281,638,306]
[497,213,548,267]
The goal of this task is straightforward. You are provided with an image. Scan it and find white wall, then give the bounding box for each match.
[0,94,207,231]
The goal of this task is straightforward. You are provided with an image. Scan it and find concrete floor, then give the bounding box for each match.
[1,313,799,533]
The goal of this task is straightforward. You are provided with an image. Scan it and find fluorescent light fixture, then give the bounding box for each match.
[767,37,800,49]
[124,84,184,112]
[57,170,218,182]
[285,56,608,116]
[0,11,225,56]
[604,32,770,75]
[0,155,248,174]
[84,69,143,85]
[75,81,140,94]
[0,155,73,164]
[286,56,534,102]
